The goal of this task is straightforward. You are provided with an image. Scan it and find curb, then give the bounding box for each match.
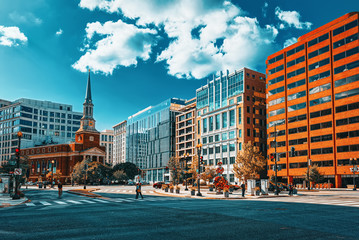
[67,189,110,199]
[0,197,29,208]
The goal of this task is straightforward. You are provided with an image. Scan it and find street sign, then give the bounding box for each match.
[14,168,22,175]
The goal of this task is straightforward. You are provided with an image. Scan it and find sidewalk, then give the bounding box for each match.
[0,193,28,208]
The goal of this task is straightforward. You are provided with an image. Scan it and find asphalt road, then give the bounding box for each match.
[1,189,358,240]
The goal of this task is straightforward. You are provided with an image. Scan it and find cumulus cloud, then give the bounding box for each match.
[76,0,280,78]
[283,37,297,48]
[56,29,63,36]
[0,26,28,47]
[9,11,42,25]
[72,20,158,74]
[275,7,312,30]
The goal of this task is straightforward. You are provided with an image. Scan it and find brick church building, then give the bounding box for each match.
[23,71,106,183]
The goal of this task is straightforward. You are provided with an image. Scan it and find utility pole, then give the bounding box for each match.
[274,123,279,196]
[307,158,311,190]
[196,143,202,196]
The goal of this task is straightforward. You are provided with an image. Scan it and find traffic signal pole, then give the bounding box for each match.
[13,131,23,200]
[274,124,279,196]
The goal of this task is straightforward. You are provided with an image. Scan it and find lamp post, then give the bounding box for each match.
[84,161,88,189]
[196,143,202,196]
[274,123,279,196]
[350,158,357,191]
[182,153,189,191]
[51,160,55,188]
[307,158,311,190]
[13,131,23,200]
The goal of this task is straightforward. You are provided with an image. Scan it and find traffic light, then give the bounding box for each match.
[200,156,204,165]
[290,147,296,157]
[270,153,276,162]
[15,148,20,156]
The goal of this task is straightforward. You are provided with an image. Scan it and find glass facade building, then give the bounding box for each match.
[126,98,185,182]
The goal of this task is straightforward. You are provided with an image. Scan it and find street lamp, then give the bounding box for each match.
[51,160,55,188]
[196,143,202,196]
[274,123,279,196]
[307,158,311,190]
[350,158,357,191]
[181,153,190,191]
[13,131,23,200]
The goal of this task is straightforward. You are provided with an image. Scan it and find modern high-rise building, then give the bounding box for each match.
[100,129,114,165]
[266,12,359,187]
[196,68,267,183]
[113,120,127,165]
[175,98,197,165]
[0,98,82,165]
[126,98,185,183]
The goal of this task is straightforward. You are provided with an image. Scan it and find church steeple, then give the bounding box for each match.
[76,70,98,134]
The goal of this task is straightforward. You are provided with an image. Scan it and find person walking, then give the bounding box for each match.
[288,183,293,196]
[241,182,246,197]
[135,182,144,199]
[58,181,63,198]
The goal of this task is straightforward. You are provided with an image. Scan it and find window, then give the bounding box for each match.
[247,106,250,113]
[239,142,242,150]
[288,102,306,112]
[202,137,207,144]
[215,134,220,142]
[247,117,250,124]
[209,136,213,143]
[308,33,329,47]
[288,114,306,123]
[269,108,285,117]
[311,134,332,143]
[287,55,305,68]
[202,118,207,133]
[337,130,359,139]
[308,46,329,59]
[222,132,228,140]
[215,114,220,130]
[209,116,213,131]
[288,91,306,101]
[287,79,305,90]
[335,88,359,100]
[309,70,330,83]
[229,110,235,126]
[268,119,285,127]
[309,83,331,95]
[238,107,241,124]
[286,44,304,57]
[310,121,332,131]
[336,102,359,113]
[333,33,358,49]
[239,129,242,137]
[287,67,305,79]
[337,144,359,152]
[269,97,285,107]
[215,146,220,153]
[229,144,235,152]
[269,129,286,137]
[333,20,358,36]
[268,86,284,96]
[289,138,307,145]
[268,65,284,75]
[336,115,359,126]
[308,58,330,71]
[311,147,333,155]
[222,112,227,128]
[222,145,228,152]
[335,74,359,87]
[310,109,331,118]
[334,47,359,62]
[247,129,250,137]
[230,157,235,164]
[309,96,331,107]
[268,54,284,65]
[288,126,307,134]
[268,75,284,86]
[334,60,359,74]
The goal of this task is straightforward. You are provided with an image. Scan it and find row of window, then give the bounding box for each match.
[337,130,359,139]
[335,74,359,88]
[288,102,306,112]
[333,33,358,49]
[310,108,331,119]
[287,67,305,79]
[268,65,284,75]
[268,75,284,86]
[268,119,285,128]
[311,134,332,143]
[288,126,307,134]
[335,87,359,100]
[269,129,285,137]
[288,79,305,90]
[289,137,307,146]
[337,144,359,152]
[309,70,330,83]
[269,108,285,117]
[334,46,359,62]
[333,19,358,36]
[268,86,284,96]
[287,44,304,57]
[336,115,359,127]
[308,58,330,71]
[309,83,331,95]
[268,54,284,65]
[268,97,285,107]
[336,102,359,113]
[310,121,332,131]
[287,56,305,68]
[288,90,306,101]
[310,95,331,107]
[288,114,306,123]
[312,147,333,155]
[334,59,359,74]
[308,33,329,48]
[308,45,329,59]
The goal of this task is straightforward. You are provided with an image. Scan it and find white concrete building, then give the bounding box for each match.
[113,120,126,165]
[100,129,114,165]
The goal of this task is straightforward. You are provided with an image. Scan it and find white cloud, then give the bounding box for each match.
[56,29,63,36]
[0,26,28,47]
[9,11,42,25]
[72,20,158,74]
[275,7,312,30]
[262,2,269,17]
[76,0,280,79]
[283,37,297,48]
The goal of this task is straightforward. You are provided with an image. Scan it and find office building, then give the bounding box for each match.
[113,120,127,165]
[196,68,267,183]
[126,98,185,183]
[0,98,82,165]
[100,130,114,165]
[266,12,359,187]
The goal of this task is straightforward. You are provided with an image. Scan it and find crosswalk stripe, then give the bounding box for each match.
[80,200,96,204]
[91,199,109,203]
[54,201,67,205]
[40,201,51,206]
[26,202,35,206]
[67,200,83,204]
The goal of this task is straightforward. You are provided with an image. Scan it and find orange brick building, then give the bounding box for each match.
[23,71,106,183]
[266,12,359,188]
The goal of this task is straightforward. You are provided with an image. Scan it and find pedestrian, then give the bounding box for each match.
[288,183,293,196]
[135,182,144,199]
[241,182,246,197]
[58,181,63,198]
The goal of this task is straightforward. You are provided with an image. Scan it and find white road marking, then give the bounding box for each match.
[54,201,67,205]
[80,200,96,204]
[91,199,109,203]
[25,203,35,206]
[67,200,83,204]
[40,201,51,206]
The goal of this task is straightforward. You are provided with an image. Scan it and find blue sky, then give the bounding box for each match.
[0,0,357,131]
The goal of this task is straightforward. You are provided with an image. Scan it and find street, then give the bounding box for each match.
[0,187,358,240]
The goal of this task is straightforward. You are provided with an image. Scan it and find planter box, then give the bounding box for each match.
[224,192,229,198]
[191,191,195,196]
[176,189,180,194]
